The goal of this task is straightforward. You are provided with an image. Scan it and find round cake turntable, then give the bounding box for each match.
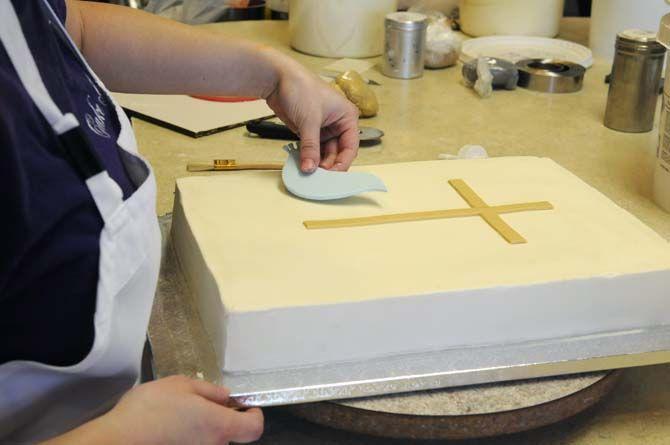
[283,370,621,440]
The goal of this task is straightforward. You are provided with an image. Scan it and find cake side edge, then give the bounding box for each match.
[171,184,228,370]
[221,268,670,373]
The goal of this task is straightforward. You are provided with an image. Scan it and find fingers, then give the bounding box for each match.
[320,138,339,169]
[225,407,264,443]
[193,381,264,443]
[298,118,322,173]
[331,124,360,171]
[205,401,264,444]
[190,379,230,405]
[318,124,343,142]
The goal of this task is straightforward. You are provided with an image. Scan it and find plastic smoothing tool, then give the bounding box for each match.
[282,143,387,201]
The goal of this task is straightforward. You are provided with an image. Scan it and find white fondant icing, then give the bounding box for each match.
[171,157,670,373]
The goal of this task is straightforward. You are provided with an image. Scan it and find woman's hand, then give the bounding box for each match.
[43,376,263,445]
[265,57,360,173]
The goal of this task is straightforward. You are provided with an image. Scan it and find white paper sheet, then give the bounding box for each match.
[112,93,274,137]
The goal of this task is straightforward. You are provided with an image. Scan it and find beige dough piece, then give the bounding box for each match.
[335,70,379,117]
[330,81,346,97]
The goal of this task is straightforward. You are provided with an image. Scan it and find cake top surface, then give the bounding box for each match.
[175,156,670,312]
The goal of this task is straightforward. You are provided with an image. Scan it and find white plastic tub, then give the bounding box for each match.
[590,0,670,61]
[459,0,565,38]
[289,0,398,58]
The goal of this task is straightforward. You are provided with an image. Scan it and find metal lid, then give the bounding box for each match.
[658,13,670,48]
[616,29,665,54]
[385,12,427,30]
[618,29,658,43]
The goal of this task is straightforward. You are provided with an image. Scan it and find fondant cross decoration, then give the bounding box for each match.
[303,179,554,244]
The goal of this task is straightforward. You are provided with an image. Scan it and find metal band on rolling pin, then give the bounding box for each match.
[516,59,585,94]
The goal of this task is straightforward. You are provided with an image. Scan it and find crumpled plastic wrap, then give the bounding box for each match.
[473,58,493,98]
[439,145,489,160]
[462,57,519,98]
[409,8,462,69]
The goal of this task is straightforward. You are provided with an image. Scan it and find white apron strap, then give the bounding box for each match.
[0,0,78,135]
[0,0,123,223]
[39,0,141,155]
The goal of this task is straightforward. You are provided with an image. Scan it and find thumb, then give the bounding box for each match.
[190,379,230,405]
[298,119,321,173]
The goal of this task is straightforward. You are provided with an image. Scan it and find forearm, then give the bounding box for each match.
[65,0,282,98]
[40,413,122,445]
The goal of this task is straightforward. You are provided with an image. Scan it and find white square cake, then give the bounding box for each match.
[171,157,670,373]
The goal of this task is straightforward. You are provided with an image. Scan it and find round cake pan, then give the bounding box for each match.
[516,58,586,93]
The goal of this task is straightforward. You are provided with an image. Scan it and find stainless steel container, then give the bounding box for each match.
[604,29,666,133]
[382,12,427,79]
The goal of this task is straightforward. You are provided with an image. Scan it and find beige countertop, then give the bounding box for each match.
[134,17,670,444]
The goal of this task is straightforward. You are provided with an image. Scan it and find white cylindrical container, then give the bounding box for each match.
[459,0,565,38]
[268,0,289,19]
[653,132,670,213]
[398,0,459,14]
[654,13,670,212]
[289,0,397,58]
[590,0,670,61]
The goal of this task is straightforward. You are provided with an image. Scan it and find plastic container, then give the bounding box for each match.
[268,0,289,19]
[289,0,397,58]
[590,0,670,61]
[459,0,565,38]
[654,13,670,212]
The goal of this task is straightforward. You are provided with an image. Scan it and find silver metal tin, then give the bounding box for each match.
[150,216,670,408]
[382,12,427,79]
[516,59,585,93]
[604,29,666,133]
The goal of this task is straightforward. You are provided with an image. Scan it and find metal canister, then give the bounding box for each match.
[382,12,427,79]
[604,29,666,133]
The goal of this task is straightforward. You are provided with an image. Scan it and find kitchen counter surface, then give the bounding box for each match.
[134,17,670,444]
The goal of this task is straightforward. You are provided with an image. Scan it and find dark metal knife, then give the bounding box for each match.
[246,121,384,142]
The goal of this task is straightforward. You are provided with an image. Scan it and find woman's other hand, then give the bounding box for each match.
[43,375,263,445]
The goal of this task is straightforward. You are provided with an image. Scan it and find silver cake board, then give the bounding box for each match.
[150,215,670,407]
